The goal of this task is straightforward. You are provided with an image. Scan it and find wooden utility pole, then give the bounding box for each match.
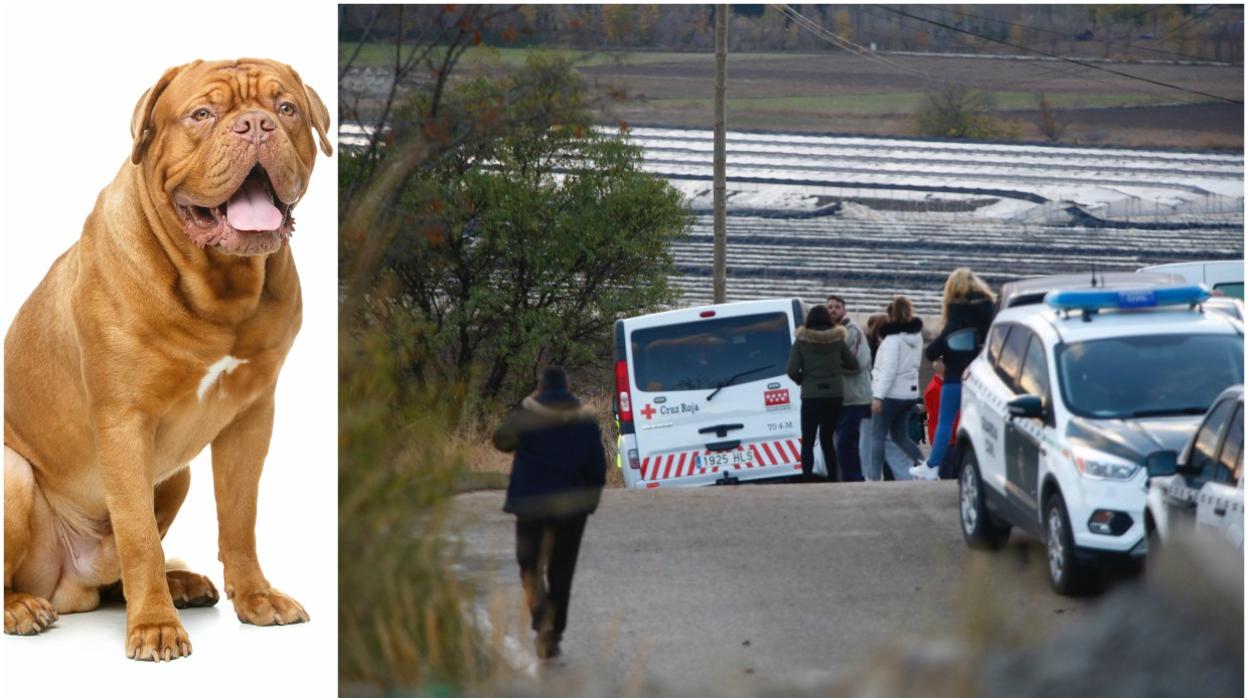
[713,4,728,304]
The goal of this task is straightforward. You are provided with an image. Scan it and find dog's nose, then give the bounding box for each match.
[232,111,276,144]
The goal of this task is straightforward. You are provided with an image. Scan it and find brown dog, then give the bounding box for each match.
[3,58,331,661]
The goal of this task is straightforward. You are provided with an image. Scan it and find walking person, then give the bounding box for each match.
[911,268,997,481]
[826,294,871,482]
[869,296,927,480]
[787,304,859,482]
[493,367,607,659]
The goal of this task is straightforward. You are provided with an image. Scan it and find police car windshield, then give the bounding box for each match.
[631,312,791,392]
[1056,333,1244,419]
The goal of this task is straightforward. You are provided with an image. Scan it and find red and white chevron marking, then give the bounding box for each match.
[639,439,804,482]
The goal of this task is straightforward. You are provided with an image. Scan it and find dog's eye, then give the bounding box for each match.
[278,102,297,117]
[192,108,213,121]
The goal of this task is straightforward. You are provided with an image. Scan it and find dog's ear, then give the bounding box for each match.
[130,63,192,165]
[301,82,332,158]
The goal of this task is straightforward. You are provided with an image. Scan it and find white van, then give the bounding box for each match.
[613,298,828,489]
[1139,260,1244,299]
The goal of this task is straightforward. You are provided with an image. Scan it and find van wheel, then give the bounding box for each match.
[1044,491,1095,595]
[959,448,1010,550]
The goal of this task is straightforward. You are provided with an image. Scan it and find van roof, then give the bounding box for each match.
[620,298,801,329]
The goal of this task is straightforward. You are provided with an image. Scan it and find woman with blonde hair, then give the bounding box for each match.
[911,268,996,480]
[869,295,926,480]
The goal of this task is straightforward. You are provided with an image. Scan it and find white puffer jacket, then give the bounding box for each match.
[871,317,924,400]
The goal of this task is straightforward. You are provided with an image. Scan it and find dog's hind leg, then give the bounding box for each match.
[4,446,58,635]
[154,468,219,609]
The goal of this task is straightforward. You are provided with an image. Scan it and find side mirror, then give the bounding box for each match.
[1007,394,1045,419]
[1145,450,1179,478]
[947,327,978,353]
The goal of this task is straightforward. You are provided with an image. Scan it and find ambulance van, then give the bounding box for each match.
[613,298,828,489]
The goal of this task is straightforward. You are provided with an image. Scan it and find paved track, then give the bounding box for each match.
[452,482,1101,692]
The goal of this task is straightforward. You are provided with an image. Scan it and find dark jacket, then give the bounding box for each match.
[785,325,860,399]
[493,389,607,518]
[924,291,996,384]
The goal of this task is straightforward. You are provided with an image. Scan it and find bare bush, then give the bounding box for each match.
[914,85,1008,140]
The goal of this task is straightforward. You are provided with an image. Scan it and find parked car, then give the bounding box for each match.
[1145,385,1244,552]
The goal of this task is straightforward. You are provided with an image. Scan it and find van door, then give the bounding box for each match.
[626,305,807,487]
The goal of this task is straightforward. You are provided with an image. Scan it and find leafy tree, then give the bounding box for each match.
[352,56,691,404]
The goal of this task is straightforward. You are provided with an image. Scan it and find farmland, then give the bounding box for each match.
[340,45,1244,149]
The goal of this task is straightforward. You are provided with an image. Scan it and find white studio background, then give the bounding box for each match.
[1,3,337,694]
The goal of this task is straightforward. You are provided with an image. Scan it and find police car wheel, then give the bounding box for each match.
[1044,492,1095,596]
[959,448,1010,550]
[1144,513,1162,569]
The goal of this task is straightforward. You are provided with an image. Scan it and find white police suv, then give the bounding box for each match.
[956,283,1244,594]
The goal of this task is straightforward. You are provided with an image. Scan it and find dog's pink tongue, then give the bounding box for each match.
[226,178,282,231]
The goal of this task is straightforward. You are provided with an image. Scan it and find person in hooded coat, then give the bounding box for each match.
[911,268,997,481]
[493,366,607,659]
[869,296,927,481]
[786,304,859,481]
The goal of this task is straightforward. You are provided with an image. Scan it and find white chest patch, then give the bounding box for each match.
[197,355,248,402]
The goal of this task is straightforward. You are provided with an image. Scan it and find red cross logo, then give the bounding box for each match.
[640,403,656,420]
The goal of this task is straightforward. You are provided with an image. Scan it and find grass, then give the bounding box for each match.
[340,42,708,70]
[338,320,499,690]
[648,90,1171,115]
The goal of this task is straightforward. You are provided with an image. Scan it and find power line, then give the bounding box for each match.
[854,4,1186,99]
[915,4,1228,65]
[779,3,1181,104]
[875,5,1242,105]
[772,4,954,85]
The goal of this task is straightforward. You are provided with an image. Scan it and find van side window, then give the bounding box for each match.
[1191,398,1238,482]
[1215,404,1243,484]
[995,326,1029,389]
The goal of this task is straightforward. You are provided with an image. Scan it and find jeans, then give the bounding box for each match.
[859,416,908,481]
[801,397,842,480]
[835,404,869,482]
[516,514,588,636]
[871,398,926,480]
[928,382,962,479]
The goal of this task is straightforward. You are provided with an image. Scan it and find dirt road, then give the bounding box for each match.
[452,481,1100,693]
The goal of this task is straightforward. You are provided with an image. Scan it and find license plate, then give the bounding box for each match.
[698,450,755,468]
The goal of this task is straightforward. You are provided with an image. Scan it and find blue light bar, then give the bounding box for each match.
[1045,284,1210,312]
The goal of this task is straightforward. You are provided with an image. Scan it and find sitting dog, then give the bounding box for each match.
[3,58,331,661]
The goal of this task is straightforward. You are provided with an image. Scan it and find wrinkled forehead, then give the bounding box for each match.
[161,59,298,112]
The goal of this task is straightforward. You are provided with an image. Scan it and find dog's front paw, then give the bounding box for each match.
[126,618,191,662]
[232,588,309,626]
[4,592,58,635]
[166,569,219,609]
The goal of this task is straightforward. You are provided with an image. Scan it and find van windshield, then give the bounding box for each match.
[630,312,793,393]
[1056,333,1244,419]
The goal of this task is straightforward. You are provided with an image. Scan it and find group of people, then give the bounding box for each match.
[786,267,997,482]
[490,266,998,659]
